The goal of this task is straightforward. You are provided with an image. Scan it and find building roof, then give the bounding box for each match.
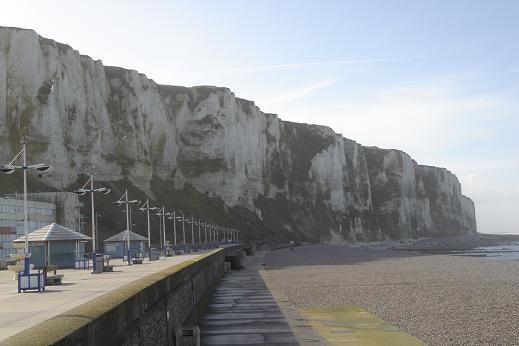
[103,230,148,242]
[13,223,92,243]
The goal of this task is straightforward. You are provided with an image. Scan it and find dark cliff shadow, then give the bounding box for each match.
[263,243,429,268]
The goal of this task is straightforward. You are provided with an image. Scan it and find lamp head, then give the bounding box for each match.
[74,190,87,196]
[35,165,51,173]
[0,166,16,174]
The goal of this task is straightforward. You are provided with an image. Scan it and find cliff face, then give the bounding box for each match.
[0,27,477,242]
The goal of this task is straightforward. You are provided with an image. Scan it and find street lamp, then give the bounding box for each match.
[155,206,172,254]
[1,142,51,275]
[95,213,102,250]
[204,221,207,249]
[197,219,202,250]
[137,199,158,261]
[175,213,189,251]
[168,210,184,251]
[189,216,195,249]
[168,210,177,247]
[113,190,140,265]
[210,224,215,247]
[73,174,110,273]
[189,218,201,251]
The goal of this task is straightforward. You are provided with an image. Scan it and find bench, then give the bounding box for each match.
[43,265,61,284]
[132,252,144,264]
[45,274,64,286]
[103,265,114,272]
[44,265,58,275]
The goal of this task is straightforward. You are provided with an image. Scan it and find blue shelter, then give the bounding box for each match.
[103,230,147,258]
[13,223,91,268]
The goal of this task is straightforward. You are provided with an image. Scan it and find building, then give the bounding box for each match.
[26,192,81,231]
[13,223,91,268]
[0,197,56,260]
[0,192,80,261]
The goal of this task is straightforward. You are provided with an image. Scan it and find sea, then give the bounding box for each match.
[454,237,519,261]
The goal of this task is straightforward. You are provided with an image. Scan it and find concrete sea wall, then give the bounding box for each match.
[4,249,226,345]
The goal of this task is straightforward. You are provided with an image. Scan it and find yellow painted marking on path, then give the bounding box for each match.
[298,307,424,346]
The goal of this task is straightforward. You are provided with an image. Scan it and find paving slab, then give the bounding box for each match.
[297,307,424,346]
[0,251,211,342]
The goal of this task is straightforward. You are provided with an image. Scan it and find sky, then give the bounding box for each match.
[1,0,518,234]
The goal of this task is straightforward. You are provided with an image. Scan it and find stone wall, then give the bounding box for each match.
[3,248,232,345]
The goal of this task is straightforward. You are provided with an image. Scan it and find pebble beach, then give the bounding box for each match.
[263,243,519,345]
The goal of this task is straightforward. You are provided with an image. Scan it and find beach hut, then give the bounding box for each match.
[12,223,91,268]
[103,230,148,258]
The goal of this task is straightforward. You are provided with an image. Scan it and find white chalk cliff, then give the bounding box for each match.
[0,27,477,242]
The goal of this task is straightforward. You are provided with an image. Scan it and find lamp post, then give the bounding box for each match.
[165,210,173,251]
[190,216,195,249]
[95,213,102,250]
[1,142,51,275]
[155,207,165,253]
[175,213,187,251]
[197,219,201,250]
[190,218,201,251]
[155,207,172,254]
[184,216,194,252]
[204,220,208,248]
[137,199,158,261]
[167,210,178,253]
[113,190,140,265]
[73,174,110,273]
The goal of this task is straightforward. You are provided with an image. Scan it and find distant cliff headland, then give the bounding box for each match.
[0,26,476,242]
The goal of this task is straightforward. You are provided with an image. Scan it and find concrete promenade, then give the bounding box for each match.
[200,252,324,345]
[0,251,211,342]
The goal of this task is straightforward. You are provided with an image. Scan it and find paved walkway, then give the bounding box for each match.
[0,251,211,342]
[199,252,323,346]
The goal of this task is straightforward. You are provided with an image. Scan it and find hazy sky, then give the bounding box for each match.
[1,0,518,234]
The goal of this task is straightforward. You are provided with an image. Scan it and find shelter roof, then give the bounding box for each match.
[104,230,148,242]
[13,223,92,242]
